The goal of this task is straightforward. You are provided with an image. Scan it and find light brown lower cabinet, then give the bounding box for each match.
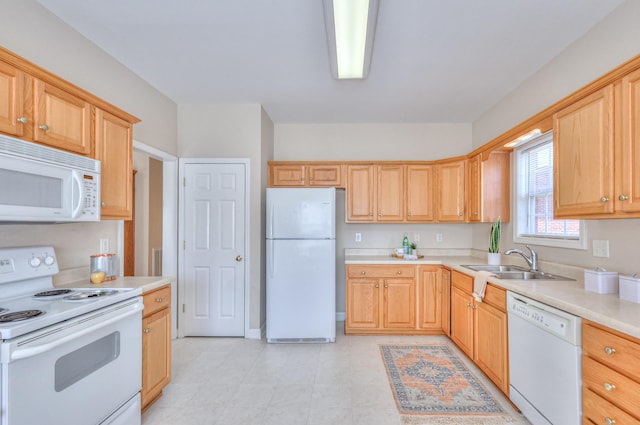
[450,270,509,395]
[141,285,172,411]
[582,320,640,424]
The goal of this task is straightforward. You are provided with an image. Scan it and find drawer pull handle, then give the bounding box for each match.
[143,328,151,334]
[604,417,616,425]
[604,346,616,355]
[603,383,616,392]
[397,271,402,275]
[156,297,164,303]
[361,271,365,275]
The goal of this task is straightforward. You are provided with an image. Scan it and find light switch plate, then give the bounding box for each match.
[355,233,362,242]
[593,240,610,258]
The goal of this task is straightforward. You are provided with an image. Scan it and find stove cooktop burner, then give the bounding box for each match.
[63,289,119,301]
[33,289,74,298]
[0,310,45,322]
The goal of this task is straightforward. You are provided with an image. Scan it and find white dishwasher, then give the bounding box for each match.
[507,291,582,425]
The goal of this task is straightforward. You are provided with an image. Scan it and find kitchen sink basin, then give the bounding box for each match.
[462,264,528,272]
[462,265,574,281]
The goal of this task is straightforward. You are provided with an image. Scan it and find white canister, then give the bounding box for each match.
[619,274,640,303]
[584,268,619,294]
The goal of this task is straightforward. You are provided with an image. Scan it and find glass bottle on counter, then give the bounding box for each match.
[402,233,409,254]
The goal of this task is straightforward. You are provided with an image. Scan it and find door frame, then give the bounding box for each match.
[119,140,179,338]
[177,158,250,338]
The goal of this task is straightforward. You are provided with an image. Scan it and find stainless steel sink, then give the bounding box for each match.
[462,265,574,281]
[462,264,528,272]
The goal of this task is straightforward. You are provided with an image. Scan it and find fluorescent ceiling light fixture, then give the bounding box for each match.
[504,128,542,148]
[323,0,379,79]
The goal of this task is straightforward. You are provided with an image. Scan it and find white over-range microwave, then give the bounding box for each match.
[0,134,100,222]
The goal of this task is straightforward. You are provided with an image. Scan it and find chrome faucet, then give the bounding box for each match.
[505,245,539,272]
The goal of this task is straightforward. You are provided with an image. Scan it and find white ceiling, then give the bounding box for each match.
[37,0,624,124]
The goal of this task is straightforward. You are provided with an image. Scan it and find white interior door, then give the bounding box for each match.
[181,161,246,336]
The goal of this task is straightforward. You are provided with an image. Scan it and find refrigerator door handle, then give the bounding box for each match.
[267,239,275,278]
[267,204,274,239]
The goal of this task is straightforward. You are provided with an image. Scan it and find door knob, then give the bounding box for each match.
[236,255,243,262]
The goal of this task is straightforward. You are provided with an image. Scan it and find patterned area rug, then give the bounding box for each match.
[380,344,526,425]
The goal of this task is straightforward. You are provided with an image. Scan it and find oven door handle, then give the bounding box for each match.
[5,302,142,362]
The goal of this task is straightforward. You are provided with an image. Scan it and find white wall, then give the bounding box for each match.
[178,104,274,333]
[472,0,640,275]
[133,151,150,276]
[0,0,177,271]
[274,123,473,314]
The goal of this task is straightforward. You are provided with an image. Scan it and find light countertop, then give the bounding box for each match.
[54,267,174,294]
[345,252,640,339]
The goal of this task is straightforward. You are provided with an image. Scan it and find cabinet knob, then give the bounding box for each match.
[600,196,609,203]
[384,284,388,288]
[473,211,479,215]
[472,305,477,310]
[604,346,616,355]
[143,328,151,334]
[369,213,373,217]
[156,297,164,303]
[16,117,28,124]
[603,382,616,392]
[39,124,49,131]
[101,202,107,207]
[604,417,616,425]
[618,194,629,201]
[466,302,472,308]
[361,271,365,275]
[458,212,463,216]
[397,271,402,275]
[375,284,379,288]
[378,212,382,217]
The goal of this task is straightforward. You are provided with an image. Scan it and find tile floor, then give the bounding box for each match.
[142,324,528,425]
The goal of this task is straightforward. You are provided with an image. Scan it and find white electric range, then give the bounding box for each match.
[0,246,143,425]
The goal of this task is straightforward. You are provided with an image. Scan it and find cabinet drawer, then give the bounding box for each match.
[143,285,171,316]
[451,270,473,294]
[583,322,640,381]
[483,284,506,311]
[583,387,639,425]
[347,265,415,278]
[583,356,640,415]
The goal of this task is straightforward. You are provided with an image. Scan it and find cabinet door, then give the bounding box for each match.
[346,278,380,329]
[417,266,442,330]
[270,164,305,186]
[437,160,466,222]
[142,307,171,409]
[308,164,341,186]
[554,86,614,217]
[406,164,435,221]
[619,68,640,213]
[377,164,404,221]
[474,301,509,394]
[467,155,481,222]
[382,278,415,329]
[95,108,133,219]
[0,62,26,137]
[441,268,451,336]
[33,79,91,155]
[346,165,375,222]
[450,286,473,358]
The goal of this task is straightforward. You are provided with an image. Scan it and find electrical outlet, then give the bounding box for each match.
[436,233,443,242]
[100,238,109,254]
[413,234,420,242]
[355,233,362,242]
[593,240,610,258]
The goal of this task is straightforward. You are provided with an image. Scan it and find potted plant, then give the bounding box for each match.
[409,242,417,255]
[488,216,501,265]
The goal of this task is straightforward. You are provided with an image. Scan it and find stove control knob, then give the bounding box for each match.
[43,255,55,266]
[29,257,42,267]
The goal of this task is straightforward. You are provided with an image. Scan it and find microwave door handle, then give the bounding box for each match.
[71,171,85,218]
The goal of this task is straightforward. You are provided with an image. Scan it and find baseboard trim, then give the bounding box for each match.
[245,322,266,340]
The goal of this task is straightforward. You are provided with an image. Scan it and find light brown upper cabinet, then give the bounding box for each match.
[554,85,615,217]
[406,164,435,221]
[269,163,342,187]
[346,164,376,222]
[618,68,640,213]
[376,164,404,221]
[0,61,27,138]
[34,79,91,155]
[95,108,133,220]
[467,152,510,222]
[436,159,466,222]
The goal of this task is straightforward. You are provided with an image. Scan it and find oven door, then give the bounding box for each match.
[0,297,142,425]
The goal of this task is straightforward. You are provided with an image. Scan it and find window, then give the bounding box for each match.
[513,131,586,249]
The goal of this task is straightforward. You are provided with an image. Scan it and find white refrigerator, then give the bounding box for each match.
[266,187,336,343]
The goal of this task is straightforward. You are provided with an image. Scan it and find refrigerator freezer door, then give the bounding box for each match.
[267,239,336,342]
[266,188,335,239]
